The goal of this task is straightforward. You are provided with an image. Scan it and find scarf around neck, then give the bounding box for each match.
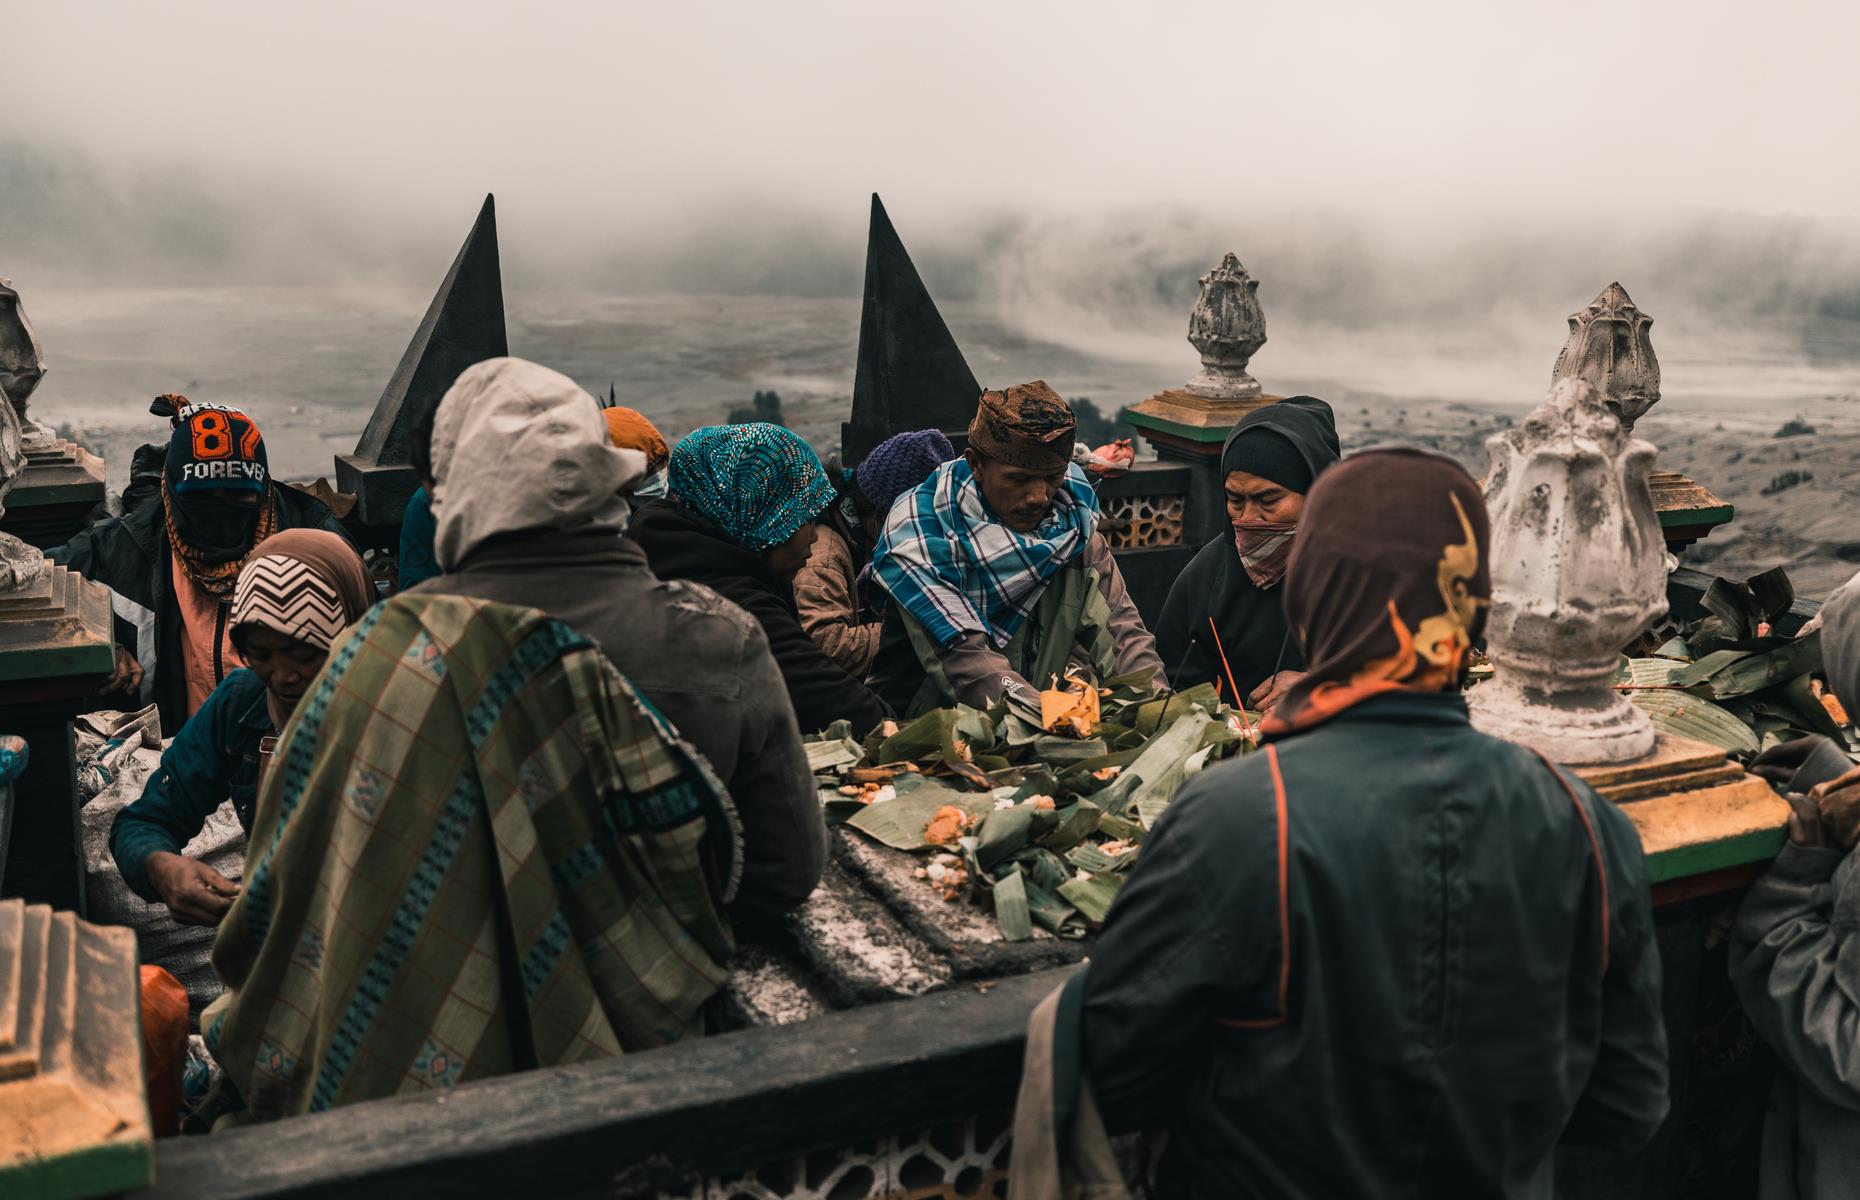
[1234,520,1298,590]
[163,475,279,597]
[872,458,1100,649]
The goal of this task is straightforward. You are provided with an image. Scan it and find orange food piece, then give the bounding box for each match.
[1040,669,1101,738]
[925,805,971,846]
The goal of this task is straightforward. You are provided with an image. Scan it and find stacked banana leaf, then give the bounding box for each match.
[806,670,1258,941]
[1614,568,1852,759]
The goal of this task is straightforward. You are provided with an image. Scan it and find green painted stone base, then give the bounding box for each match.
[2,1137,153,1200]
[0,566,115,685]
[1645,825,1785,884]
[1125,407,1232,444]
[1657,504,1734,530]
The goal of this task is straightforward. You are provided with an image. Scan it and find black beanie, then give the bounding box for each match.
[1222,427,1312,494]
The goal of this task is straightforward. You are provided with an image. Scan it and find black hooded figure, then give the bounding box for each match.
[1155,396,1342,703]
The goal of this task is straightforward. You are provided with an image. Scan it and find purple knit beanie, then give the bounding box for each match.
[853,428,955,513]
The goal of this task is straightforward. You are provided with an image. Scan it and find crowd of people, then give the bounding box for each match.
[41,355,1860,1195]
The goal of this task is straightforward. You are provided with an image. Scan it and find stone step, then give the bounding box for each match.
[35,912,78,1079]
[0,900,20,1052]
[0,905,49,1082]
[0,905,153,1194]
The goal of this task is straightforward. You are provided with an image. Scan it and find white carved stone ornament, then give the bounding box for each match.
[0,387,49,592]
[1467,377,1667,764]
[0,275,53,449]
[1551,282,1661,431]
[1183,253,1266,400]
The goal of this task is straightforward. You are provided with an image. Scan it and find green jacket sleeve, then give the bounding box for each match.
[1730,842,1860,1114]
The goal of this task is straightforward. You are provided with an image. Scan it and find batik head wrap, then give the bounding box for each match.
[966,381,1076,472]
[229,529,374,656]
[1262,448,1490,737]
[667,423,836,552]
[854,428,956,514]
[161,400,279,596]
[428,358,646,571]
[603,406,671,475]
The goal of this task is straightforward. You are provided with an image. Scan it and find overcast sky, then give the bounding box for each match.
[6,0,1858,236]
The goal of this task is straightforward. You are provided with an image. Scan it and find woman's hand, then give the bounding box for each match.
[146,852,240,926]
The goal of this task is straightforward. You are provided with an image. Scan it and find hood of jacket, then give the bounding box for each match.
[428,357,646,571]
[1219,395,1342,489]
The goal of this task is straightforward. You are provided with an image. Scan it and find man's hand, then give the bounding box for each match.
[1247,671,1305,714]
[1750,737,1826,787]
[98,645,144,696]
[146,852,240,926]
[1812,765,1860,851]
[1785,792,1828,848]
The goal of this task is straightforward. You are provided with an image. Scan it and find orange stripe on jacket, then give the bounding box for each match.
[1529,748,1611,973]
[1219,742,1292,1030]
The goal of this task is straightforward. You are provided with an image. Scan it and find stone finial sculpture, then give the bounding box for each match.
[0,276,51,448]
[0,390,48,591]
[1183,253,1267,400]
[1467,377,1667,764]
[1551,282,1660,430]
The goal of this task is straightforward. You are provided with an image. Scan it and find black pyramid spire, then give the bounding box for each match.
[336,193,508,524]
[842,194,981,465]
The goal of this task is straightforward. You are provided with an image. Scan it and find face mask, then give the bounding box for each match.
[1233,519,1298,590]
[172,491,261,561]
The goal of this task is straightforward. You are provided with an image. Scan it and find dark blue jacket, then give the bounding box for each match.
[398,486,441,591]
[110,668,272,902]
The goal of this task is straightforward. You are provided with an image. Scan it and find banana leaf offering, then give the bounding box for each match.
[1611,568,1853,759]
[804,669,1261,941]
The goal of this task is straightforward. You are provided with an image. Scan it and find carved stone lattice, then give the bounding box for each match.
[657,1114,1010,1200]
[1100,493,1186,549]
[1551,282,1660,431]
[1183,253,1266,400]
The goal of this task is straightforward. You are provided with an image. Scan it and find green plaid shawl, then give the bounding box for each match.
[202,594,741,1122]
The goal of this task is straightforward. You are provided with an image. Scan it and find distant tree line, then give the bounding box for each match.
[728,390,786,427]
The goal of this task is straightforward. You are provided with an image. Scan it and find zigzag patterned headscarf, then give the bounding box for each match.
[230,529,374,655]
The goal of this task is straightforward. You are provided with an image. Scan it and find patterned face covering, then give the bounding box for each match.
[1234,520,1298,590]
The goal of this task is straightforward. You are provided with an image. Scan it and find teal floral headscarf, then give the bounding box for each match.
[668,423,837,551]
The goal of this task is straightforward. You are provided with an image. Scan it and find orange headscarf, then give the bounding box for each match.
[602,407,670,475]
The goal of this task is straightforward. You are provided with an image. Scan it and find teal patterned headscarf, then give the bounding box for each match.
[668,423,837,551]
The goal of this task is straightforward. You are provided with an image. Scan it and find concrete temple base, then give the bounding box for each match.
[1468,668,1656,765]
[0,440,106,553]
[0,563,114,912]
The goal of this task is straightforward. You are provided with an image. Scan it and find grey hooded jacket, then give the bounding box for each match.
[1728,567,1860,1200]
